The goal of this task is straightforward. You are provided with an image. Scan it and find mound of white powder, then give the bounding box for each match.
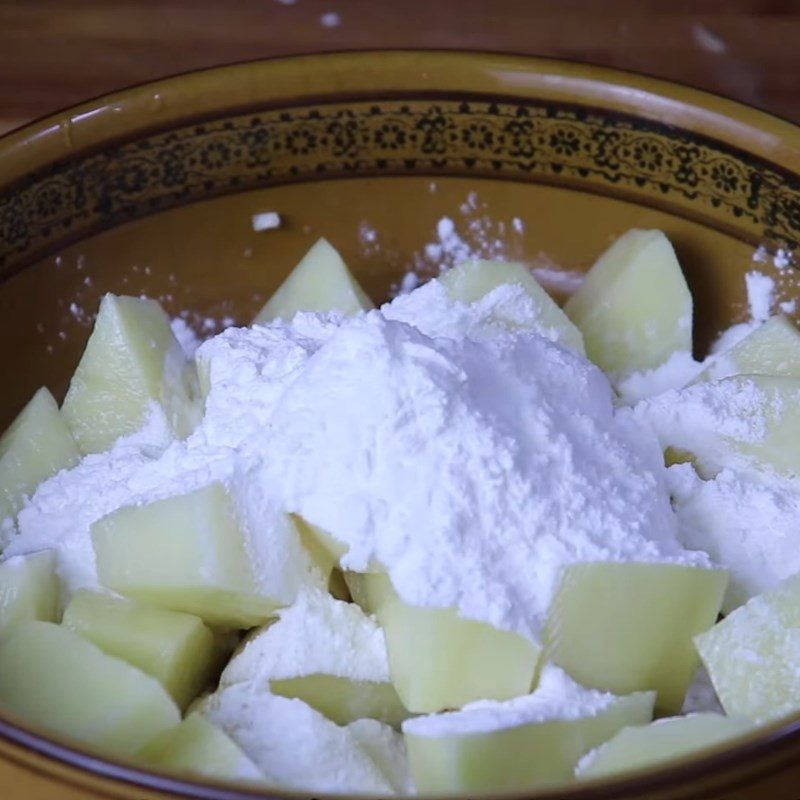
[7,279,701,643]
[203,281,701,641]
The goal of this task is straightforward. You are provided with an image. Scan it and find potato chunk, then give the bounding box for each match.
[0,622,179,756]
[403,664,654,793]
[695,572,800,724]
[544,563,727,713]
[0,551,59,634]
[253,238,373,324]
[564,229,692,374]
[439,259,585,353]
[220,588,408,726]
[139,713,265,783]
[698,316,800,382]
[577,713,753,779]
[348,571,539,714]
[91,483,280,628]
[635,375,800,478]
[0,387,79,529]
[62,294,200,454]
[62,590,216,709]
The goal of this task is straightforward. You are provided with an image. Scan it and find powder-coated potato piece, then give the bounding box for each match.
[348,571,540,714]
[0,621,179,757]
[439,259,585,353]
[92,483,281,629]
[220,588,409,726]
[577,713,753,780]
[139,712,265,783]
[62,294,201,454]
[564,229,692,374]
[253,238,373,324]
[0,551,59,634]
[404,683,655,793]
[62,590,216,710]
[544,562,727,713]
[293,515,348,581]
[637,375,800,478]
[697,316,800,382]
[0,387,79,530]
[695,572,800,724]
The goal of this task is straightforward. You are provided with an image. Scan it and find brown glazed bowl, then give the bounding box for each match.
[1,51,800,800]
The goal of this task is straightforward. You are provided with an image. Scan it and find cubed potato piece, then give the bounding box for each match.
[403,664,655,794]
[253,238,373,324]
[0,551,59,634]
[698,316,800,382]
[344,570,395,615]
[544,563,727,714]
[293,515,348,581]
[91,483,280,628]
[439,259,585,353]
[0,621,179,756]
[348,717,415,794]
[62,590,216,710]
[695,572,800,724]
[62,294,201,454]
[0,387,79,527]
[348,572,539,714]
[220,588,408,726]
[564,229,692,374]
[271,675,408,728]
[201,684,398,793]
[139,712,265,783]
[577,713,753,780]
[635,375,800,478]
[670,465,800,614]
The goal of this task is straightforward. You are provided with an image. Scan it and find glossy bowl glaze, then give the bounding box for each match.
[1,51,800,800]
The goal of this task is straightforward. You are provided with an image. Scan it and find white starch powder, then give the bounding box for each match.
[8,279,700,645]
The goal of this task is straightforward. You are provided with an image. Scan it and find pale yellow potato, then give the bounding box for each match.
[271,675,409,728]
[695,572,800,724]
[293,515,348,581]
[0,622,179,757]
[637,375,800,478]
[348,571,539,714]
[577,713,753,780]
[62,294,201,454]
[139,712,265,783]
[439,259,585,353]
[0,387,79,528]
[62,590,216,710]
[405,689,655,793]
[253,238,373,324]
[0,551,59,634]
[697,315,800,382]
[544,563,727,713]
[564,229,692,374]
[91,483,280,628]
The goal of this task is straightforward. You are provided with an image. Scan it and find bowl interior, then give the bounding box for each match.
[2,51,800,800]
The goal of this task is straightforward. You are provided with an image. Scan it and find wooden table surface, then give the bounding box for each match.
[0,0,799,136]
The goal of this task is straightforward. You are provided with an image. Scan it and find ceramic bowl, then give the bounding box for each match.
[1,51,800,800]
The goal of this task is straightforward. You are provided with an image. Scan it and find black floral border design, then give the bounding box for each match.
[2,97,799,274]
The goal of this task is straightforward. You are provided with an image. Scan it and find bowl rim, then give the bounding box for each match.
[2,48,800,800]
[1,48,799,191]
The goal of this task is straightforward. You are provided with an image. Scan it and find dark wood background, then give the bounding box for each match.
[0,0,798,135]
